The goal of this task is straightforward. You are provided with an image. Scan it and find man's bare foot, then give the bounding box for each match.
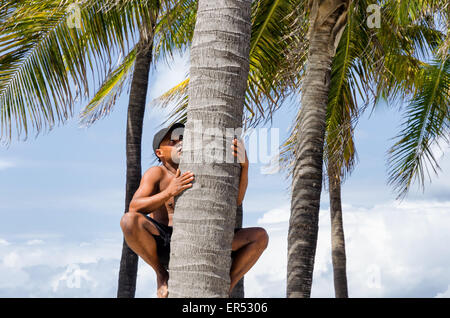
[157,271,169,298]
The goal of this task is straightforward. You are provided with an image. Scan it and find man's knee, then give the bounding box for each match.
[120,212,140,237]
[256,227,269,250]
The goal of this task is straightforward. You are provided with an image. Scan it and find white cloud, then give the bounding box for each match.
[257,205,290,224]
[247,199,450,298]
[26,240,44,246]
[0,264,29,289]
[2,199,450,297]
[135,261,158,298]
[0,239,10,246]
[244,225,288,297]
[0,236,122,297]
[3,252,20,267]
[0,159,15,170]
[51,264,97,292]
[435,285,450,298]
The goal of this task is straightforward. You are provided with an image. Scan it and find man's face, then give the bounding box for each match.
[156,128,184,164]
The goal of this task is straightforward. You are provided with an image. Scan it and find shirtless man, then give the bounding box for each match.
[120,123,268,298]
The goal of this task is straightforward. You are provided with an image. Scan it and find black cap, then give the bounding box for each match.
[152,123,185,156]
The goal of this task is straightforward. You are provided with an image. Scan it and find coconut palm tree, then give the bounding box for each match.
[152,0,301,297]
[143,0,351,298]
[328,0,449,297]
[155,0,448,298]
[281,0,352,298]
[165,0,253,298]
[114,1,196,298]
[0,0,196,297]
[283,0,448,297]
[6,0,444,299]
[117,20,158,298]
[158,0,354,298]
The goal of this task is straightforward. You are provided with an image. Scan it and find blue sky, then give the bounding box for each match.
[1,50,449,298]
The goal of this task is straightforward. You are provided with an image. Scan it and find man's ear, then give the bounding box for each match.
[155,149,163,161]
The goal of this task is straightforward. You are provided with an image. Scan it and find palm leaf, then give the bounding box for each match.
[323,0,368,183]
[79,46,137,126]
[79,0,199,127]
[387,57,450,198]
[153,0,305,129]
[153,0,197,62]
[0,0,157,142]
[371,0,446,108]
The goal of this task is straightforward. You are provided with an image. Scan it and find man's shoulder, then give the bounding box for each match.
[143,165,165,181]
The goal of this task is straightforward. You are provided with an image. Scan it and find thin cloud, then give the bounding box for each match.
[1,200,450,297]
[251,200,450,297]
[0,239,10,246]
[26,240,44,246]
[0,159,15,170]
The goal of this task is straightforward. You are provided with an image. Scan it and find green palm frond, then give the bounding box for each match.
[154,0,305,129]
[324,0,369,183]
[164,95,189,126]
[279,0,448,193]
[79,46,137,126]
[151,78,189,126]
[436,1,449,59]
[0,1,18,24]
[439,34,450,59]
[0,0,151,142]
[387,57,450,198]
[368,0,449,198]
[80,0,198,126]
[246,0,303,125]
[153,0,197,62]
[371,0,446,107]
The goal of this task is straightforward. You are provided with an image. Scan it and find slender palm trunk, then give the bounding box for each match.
[168,0,252,298]
[117,35,154,298]
[328,163,348,298]
[287,0,349,298]
[230,204,244,298]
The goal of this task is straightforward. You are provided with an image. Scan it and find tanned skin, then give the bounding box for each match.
[120,132,268,298]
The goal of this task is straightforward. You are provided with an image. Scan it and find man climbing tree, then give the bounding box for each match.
[120,123,268,297]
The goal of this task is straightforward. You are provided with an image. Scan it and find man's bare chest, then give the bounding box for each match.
[159,174,175,212]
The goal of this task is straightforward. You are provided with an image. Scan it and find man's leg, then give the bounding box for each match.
[120,212,169,298]
[230,227,269,295]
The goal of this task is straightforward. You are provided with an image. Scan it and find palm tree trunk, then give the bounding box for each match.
[287,0,349,298]
[117,36,154,298]
[328,163,348,298]
[168,0,252,298]
[230,204,244,298]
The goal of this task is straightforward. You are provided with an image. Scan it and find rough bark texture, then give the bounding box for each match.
[168,0,252,298]
[117,37,153,298]
[328,163,348,298]
[230,204,244,298]
[287,0,349,298]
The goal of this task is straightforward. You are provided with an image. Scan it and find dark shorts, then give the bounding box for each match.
[143,215,173,268]
[143,217,240,267]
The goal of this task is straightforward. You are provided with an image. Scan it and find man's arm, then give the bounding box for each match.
[237,164,248,206]
[128,167,167,213]
[232,138,249,206]
[129,167,194,214]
